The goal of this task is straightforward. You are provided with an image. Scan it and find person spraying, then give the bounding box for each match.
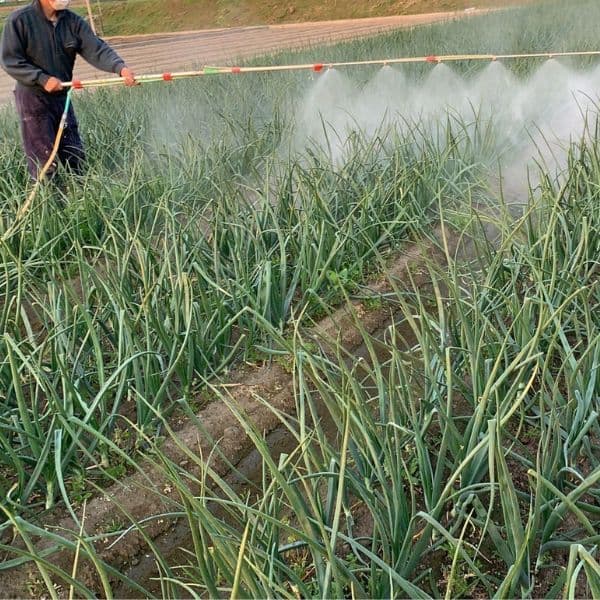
[0,0,137,181]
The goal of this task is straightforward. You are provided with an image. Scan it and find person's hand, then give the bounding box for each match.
[43,77,63,93]
[120,67,137,87]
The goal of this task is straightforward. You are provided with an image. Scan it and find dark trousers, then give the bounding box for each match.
[14,86,85,180]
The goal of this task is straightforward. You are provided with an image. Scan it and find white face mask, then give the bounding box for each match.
[50,0,72,10]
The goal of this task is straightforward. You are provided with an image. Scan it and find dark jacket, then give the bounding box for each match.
[0,0,125,92]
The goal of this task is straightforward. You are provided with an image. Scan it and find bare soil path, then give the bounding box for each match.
[0,10,488,105]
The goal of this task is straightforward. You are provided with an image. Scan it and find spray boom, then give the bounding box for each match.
[62,50,600,90]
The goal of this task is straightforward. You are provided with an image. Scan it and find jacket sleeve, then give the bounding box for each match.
[75,16,126,74]
[1,16,49,86]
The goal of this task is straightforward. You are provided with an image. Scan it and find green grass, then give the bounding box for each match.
[92,0,533,36]
[0,0,599,596]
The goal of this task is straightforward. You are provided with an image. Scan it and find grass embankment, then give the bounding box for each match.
[93,0,536,35]
[0,0,599,596]
[0,0,538,36]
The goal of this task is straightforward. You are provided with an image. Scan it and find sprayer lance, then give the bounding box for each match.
[61,50,600,90]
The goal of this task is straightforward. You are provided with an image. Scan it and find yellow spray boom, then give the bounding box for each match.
[61,50,600,90]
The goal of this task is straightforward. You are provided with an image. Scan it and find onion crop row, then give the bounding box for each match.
[3,121,597,597]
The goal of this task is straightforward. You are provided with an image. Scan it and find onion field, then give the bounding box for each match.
[0,0,599,597]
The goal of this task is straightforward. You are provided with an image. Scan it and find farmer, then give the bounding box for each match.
[0,0,137,180]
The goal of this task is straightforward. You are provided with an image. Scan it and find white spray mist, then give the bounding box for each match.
[293,60,600,202]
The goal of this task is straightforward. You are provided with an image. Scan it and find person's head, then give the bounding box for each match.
[39,0,72,13]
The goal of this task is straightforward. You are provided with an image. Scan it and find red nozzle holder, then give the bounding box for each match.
[162,73,173,81]
[425,55,440,63]
[72,80,83,89]
[313,63,324,72]
[231,67,241,74]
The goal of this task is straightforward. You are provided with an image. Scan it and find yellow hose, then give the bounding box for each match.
[0,90,73,244]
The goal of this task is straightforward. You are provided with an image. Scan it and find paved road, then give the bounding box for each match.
[0,10,486,104]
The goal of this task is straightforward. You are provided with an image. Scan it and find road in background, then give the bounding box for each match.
[0,10,486,104]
